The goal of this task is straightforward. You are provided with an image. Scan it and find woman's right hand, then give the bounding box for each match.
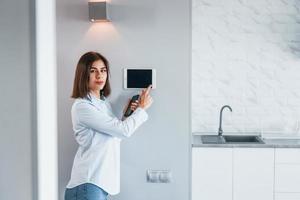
[139,85,153,110]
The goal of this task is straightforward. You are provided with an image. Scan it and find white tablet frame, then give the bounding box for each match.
[123,68,156,89]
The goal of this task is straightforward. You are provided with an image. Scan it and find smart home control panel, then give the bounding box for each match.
[123,68,156,89]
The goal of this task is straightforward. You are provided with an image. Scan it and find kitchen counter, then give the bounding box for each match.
[193,134,300,148]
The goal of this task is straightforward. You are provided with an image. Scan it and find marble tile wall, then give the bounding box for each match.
[192,0,300,136]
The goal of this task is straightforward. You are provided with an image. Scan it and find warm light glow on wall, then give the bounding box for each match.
[89,0,105,2]
[83,22,120,43]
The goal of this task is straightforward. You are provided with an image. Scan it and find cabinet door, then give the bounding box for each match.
[275,165,300,192]
[233,148,274,200]
[275,193,300,200]
[275,148,300,193]
[275,148,300,164]
[192,148,232,200]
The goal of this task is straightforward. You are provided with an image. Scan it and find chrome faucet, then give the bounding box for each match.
[218,105,233,136]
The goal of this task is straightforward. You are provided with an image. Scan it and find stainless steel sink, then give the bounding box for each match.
[223,135,264,144]
[201,135,225,144]
[201,135,264,144]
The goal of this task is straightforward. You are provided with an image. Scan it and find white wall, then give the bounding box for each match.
[192,0,300,136]
[57,0,191,200]
[0,0,36,199]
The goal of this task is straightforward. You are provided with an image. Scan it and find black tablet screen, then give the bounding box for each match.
[127,69,152,88]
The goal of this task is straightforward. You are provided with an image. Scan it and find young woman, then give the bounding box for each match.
[65,52,153,200]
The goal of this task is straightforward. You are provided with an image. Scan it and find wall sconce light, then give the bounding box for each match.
[88,1,110,22]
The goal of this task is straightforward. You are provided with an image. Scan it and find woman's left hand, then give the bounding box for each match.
[123,99,139,115]
[129,100,139,111]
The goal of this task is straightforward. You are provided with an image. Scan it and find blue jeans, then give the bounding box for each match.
[65,183,108,200]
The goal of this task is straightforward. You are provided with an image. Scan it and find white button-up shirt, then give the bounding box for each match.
[66,93,148,195]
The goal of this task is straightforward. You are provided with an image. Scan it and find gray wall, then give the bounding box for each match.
[57,0,191,200]
[0,0,36,200]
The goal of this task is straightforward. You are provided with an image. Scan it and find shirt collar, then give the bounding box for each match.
[86,92,106,103]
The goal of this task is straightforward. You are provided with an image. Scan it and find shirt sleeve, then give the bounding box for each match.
[73,101,148,139]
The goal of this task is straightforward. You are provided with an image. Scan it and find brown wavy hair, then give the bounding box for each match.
[71,52,111,98]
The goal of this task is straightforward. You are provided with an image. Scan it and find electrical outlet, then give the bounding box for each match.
[146,170,172,183]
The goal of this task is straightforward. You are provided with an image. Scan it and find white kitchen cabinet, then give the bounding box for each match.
[275,148,300,199]
[192,148,233,200]
[275,193,300,200]
[275,148,300,164]
[275,165,300,192]
[233,148,274,200]
[192,147,300,200]
[192,147,274,200]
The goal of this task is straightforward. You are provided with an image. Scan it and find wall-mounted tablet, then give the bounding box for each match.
[124,68,156,89]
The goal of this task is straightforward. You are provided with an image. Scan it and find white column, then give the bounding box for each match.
[36,0,58,199]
